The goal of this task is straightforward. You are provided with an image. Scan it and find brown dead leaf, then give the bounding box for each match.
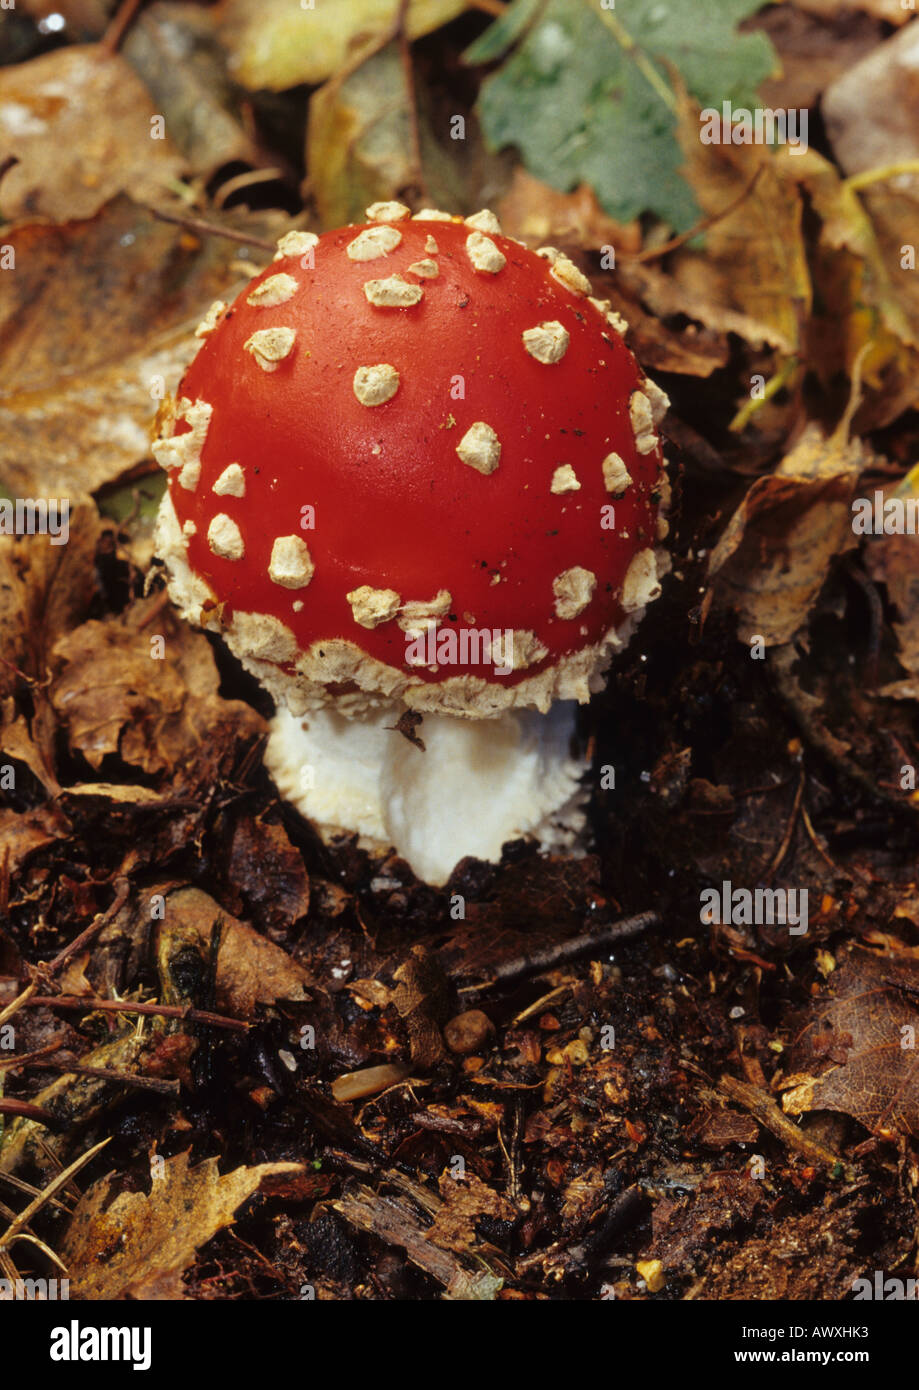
[673,97,811,355]
[0,197,278,496]
[0,502,101,698]
[788,147,919,431]
[392,944,449,1068]
[0,46,185,222]
[159,885,312,1016]
[865,484,919,698]
[706,423,863,645]
[0,699,59,794]
[497,167,641,253]
[615,293,729,379]
[227,816,310,932]
[49,593,264,786]
[57,950,94,997]
[59,1149,302,1298]
[695,1108,760,1150]
[685,1205,860,1300]
[794,0,911,22]
[425,1170,517,1254]
[123,3,258,178]
[781,947,919,1139]
[751,5,885,112]
[16,1,109,36]
[0,805,66,875]
[823,7,919,175]
[820,23,919,416]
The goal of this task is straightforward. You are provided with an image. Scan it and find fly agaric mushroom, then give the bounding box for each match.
[153,206,670,885]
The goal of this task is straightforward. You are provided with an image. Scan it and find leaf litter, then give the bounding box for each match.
[0,0,918,1304]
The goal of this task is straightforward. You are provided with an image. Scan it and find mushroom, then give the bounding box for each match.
[153,208,670,885]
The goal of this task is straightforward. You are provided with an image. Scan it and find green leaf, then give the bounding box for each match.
[462,0,543,64]
[473,0,778,230]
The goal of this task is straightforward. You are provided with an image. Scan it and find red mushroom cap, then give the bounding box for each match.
[153,207,670,718]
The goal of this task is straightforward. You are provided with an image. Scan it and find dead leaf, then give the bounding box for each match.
[819,23,919,419]
[781,947,919,1139]
[789,148,919,430]
[0,699,60,794]
[217,0,469,92]
[0,45,185,222]
[425,1170,517,1253]
[0,197,278,497]
[159,885,312,1016]
[58,949,94,997]
[123,3,258,177]
[50,594,264,785]
[307,42,418,230]
[793,0,911,22]
[751,4,885,112]
[673,97,811,355]
[59,1149,302,1298]
[332,1180,503,1298]
[0,805,65,875]
[497,167,641,252]
[0,500,102,702]
[227,816,310,932]
[686,1205,860,1300]
[695,1108,760,1149]
[392,945,450,1068]
[865,491,919,698]
[706,423,863,645]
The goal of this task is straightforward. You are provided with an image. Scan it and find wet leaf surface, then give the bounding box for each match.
[59,1150,302,1298]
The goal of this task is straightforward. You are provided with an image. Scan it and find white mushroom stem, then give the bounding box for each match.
[265,702,589,886]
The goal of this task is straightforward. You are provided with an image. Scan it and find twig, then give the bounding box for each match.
[718,1074,854,1179]
[844,160,919,194]
[0,1041,67,1072]
[396,0,426,199]
[12,1060,181,1095]
[214,167,286,210]
[0,981,36,1030]
[21,995,249,1032]
[99,0,145,54]
[512,982,573,1025]
[48,876,130,975]
[0,1169,71,1215]
[627,166,766,265]
[800,799,852,882]
[0,1139,109,1254]
[762,770,804,880]
[589,0,676,114]
[729,355,799,433]
[457,911,659,991]
[145,205,277,253]
[0,1098,53,1124]
[135,588,171,630]
[0,880,131,1029]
